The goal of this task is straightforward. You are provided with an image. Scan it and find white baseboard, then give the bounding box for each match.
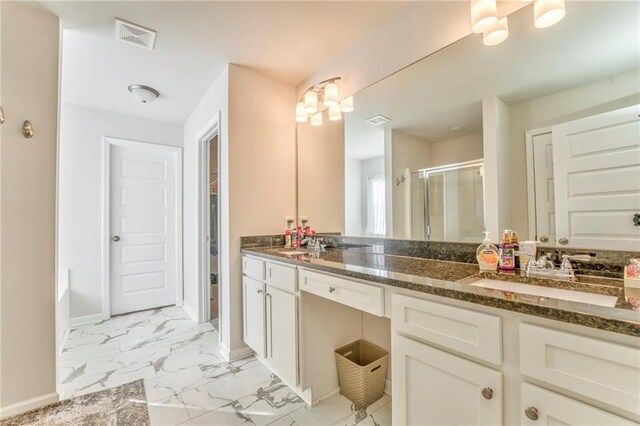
[182,302,198,323]
[220,342,254,363]
[69,312,106,328]
[0,392,59,419]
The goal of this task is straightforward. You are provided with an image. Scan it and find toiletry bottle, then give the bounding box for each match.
[499,230,515,270]
[476,231,499,272]
[291,229,298,248]
[510,231,520,269]
[285,230,292,248]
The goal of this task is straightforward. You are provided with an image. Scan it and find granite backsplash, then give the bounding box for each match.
[240,234,638,279]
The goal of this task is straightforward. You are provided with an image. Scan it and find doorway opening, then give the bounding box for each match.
[208,134,220,325]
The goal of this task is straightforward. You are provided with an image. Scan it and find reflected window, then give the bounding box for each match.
[365,176,386,236]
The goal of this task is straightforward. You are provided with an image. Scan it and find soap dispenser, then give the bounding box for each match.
[476,231,499,272]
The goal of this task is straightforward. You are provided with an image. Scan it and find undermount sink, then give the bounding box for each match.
[470,278,618,308]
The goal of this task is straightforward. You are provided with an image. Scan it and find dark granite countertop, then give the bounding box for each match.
[242,245,640,337]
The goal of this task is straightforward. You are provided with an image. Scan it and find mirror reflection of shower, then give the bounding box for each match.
[410,160,484,242]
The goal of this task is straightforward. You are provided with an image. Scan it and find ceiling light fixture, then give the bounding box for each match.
[296,77,353,127]
[128,84,159,103]
[483,17,509,46]
[470,0,498,33]
[534,0,566,29]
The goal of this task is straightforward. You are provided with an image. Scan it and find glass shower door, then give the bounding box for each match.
[411,162,484,242]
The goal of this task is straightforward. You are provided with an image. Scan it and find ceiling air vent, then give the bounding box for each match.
[366,115,390,126]
[115,18,157,50]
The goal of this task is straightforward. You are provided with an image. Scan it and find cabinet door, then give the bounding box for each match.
[243,276,265,358]
[266,285,298,387]
[393,334,502,426]
[521,383,636,425]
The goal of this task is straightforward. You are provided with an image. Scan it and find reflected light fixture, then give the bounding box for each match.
[295,102,308,123]
[534,0,566,28]
[470,0,498,33]
[483,17,509,46]
[296,77,353,127]
[310,111,323,127]
[328,104,342,121]
[128,84,159,103]
[340,96,354,113]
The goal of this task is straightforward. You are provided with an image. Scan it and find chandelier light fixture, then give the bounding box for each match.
[295,77,354,126]
[472,0,566,47]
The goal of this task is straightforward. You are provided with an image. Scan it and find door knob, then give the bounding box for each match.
[524,406,539,421]
[112,235,120,242]
[558,238,568,245]
[481,387,493,400]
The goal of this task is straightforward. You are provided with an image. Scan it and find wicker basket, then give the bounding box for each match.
[335,339,389,409]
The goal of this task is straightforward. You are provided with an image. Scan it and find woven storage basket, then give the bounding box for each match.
[335,339,388,409]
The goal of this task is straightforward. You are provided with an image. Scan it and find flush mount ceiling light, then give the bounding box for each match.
[128,84,159,103]
[296,77,354,127]
[534,0,566,28]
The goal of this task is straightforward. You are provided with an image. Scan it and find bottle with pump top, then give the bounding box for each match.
[476,231,499,272]
[499,230,515,270]
[510,231,520,269]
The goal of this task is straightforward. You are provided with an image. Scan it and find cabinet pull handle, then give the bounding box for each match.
[481,387,493,400]
[257,289,262,294]
[329,286,336,293]
[524,406,539,421]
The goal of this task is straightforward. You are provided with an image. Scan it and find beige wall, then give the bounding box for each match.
[0,1,59,413]
[431,132,483,166]
[508,71,640,238]
[297,117,345,233]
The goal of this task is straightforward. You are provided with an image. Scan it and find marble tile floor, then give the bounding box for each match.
[60,306,392,426]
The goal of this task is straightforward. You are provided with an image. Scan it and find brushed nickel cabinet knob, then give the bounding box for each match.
[112,235,120,242]
[525,406,539,421]
[481,387,493,400]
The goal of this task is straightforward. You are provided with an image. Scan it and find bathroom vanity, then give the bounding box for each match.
[240,244,640,425]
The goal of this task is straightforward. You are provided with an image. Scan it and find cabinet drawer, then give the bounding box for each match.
[243,256,265,281]
[520,323,640,416]
[521,383,636,425]
[299,269,384,316]
[392,293,502,365]
[266,262,297,293]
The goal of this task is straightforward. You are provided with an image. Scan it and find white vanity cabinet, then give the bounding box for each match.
[393,333,503,425]
[242,256,299,388]
[392,293,504,426]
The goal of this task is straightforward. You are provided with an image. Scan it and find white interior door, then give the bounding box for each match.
[110,142,179,315]
[552,105,640,250]
[532,132,556,244]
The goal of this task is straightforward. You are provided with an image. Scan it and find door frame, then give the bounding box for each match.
[525,127,551,242]
[101,136,183,320]
[196,113,221,325]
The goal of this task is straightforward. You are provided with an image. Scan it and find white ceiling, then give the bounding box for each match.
[38,1,410,123]
[346,1,640,160]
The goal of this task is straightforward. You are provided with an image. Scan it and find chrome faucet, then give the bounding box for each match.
[300,237,326,252]
[524,252,593,281]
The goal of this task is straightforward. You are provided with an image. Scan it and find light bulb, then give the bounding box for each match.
[310,111,323,127]
[470,0,498,34]
[340,96,354,113]
[304,91,318,114]
[534,0,565,29]
[323,82,339,107]
[295,102,308,123]
[483,17,509,46]
[328,104,342,121]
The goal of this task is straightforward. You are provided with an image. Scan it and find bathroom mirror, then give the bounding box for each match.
[297,1,640,251]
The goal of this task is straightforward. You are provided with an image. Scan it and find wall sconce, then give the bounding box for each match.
[22,120,34,138]
[296,77,354,126]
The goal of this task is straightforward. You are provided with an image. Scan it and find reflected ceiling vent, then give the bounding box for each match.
[115,18,157,50]
[366,115,390,126]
